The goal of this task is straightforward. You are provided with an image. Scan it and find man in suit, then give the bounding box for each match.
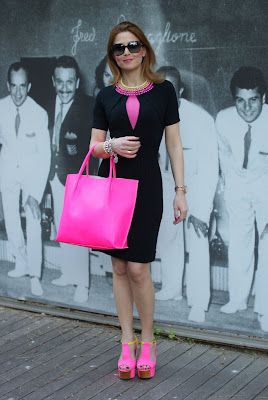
[216,66,268,332]
[0,62,51,296]
[157,66,218,323]
[47,56,98,303]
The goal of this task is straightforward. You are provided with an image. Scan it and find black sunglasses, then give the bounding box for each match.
[111,41,143,56]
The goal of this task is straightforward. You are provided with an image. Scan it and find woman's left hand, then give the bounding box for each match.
[173,192,188,225]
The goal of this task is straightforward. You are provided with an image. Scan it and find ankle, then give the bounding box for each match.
[140,333,155,343]
[140,335,155,343]
[121,333,136,343]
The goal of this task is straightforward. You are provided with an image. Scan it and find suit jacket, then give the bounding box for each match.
[0,95,51,204]
[47,92,98,185]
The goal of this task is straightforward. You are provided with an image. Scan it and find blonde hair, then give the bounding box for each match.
[107,21,164,85]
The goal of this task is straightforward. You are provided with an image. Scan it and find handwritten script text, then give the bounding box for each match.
[71,19,96,56]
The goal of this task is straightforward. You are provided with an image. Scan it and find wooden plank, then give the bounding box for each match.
[0,318,76,377]
[0,306,17,313]
[42,338,180,400]
[0,325,100,385]
[0,315,60,355]
[0,308,34,321]
[0,308,20,322]
[0,324,94,387]
[253,384,268,399]
[160,348,240,399]
[0,328,116,399]
[0,316,69,355]
[0,307,24,319]
[231,367,268,399]
[0,311,29,331]
[27,348,120,399]
[0,315,46,346]
[2,331,118,400]
[0,319,72,364]
[24,337,121,400]
[207,356,268,400]
[182,352,253,400]
[0,312,7,320]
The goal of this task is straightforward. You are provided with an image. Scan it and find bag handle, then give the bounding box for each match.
[109,154,116,179]
[78,143,97,176]
[76,143,116,186]
[84,146,116,178]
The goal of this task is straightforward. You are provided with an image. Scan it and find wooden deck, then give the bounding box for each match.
[0,306,267,400]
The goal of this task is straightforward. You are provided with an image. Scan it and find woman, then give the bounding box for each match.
[90,21,188,379]
[93,55,113,97]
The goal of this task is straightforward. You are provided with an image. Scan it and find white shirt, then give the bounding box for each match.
[216,104,268,183]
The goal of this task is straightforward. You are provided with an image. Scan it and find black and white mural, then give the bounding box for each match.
[0,0,268,339]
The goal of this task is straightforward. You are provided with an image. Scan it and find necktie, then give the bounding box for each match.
[54,103,63,151]
[242,124,251,169]
[15,107,20,136]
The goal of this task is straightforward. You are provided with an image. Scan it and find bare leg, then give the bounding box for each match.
[128,262,155,368]
[112,257,137,369]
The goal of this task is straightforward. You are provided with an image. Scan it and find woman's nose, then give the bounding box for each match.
[123,46,130,55]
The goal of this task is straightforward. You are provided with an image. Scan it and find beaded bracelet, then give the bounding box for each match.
[104,138,118,163]
[103,142,108,153]
[175,185,187,193]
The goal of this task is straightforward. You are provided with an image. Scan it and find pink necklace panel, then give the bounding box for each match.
[115,80,153,96]
[115,80,153,130]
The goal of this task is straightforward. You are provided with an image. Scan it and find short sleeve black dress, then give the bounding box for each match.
[92,80,180,263]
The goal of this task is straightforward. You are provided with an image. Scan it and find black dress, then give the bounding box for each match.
[92,80,180,263]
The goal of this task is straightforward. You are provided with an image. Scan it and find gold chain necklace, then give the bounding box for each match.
[119,78,149,92]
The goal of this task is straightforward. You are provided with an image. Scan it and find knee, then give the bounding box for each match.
[112,258,128,277]
[128,264,150,285]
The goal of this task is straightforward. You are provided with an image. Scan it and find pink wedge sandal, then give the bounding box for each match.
[137,339,157,379]
[118,335,138,379]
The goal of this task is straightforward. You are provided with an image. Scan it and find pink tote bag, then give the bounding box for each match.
[56,144,139,249]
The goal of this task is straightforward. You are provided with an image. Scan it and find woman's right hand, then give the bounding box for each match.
[111,136,141,158]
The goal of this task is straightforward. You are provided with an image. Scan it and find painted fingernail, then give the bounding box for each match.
[175,217,178,220]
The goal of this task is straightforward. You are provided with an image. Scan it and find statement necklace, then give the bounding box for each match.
[116,78,153,96]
